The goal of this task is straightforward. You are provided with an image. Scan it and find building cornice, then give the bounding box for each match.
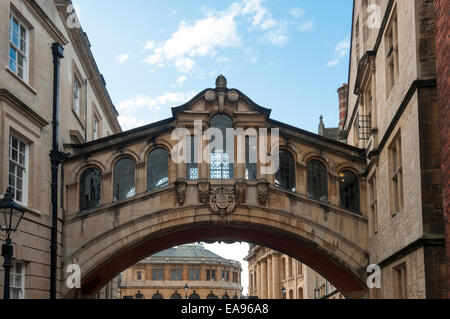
[0,88,49,127]
[24,0,69,45]
[54,0,121,134]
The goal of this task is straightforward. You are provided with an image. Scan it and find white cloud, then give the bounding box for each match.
[115,53,130,64]
[144,41,155,51]
[290,8,305,19]
[175,75,188,85]
[142,0,290,72]
[298,19,314,31]
[175,57,195,73]
[117,90,197,115]
[118,115,147,131]
[327,35,350,67]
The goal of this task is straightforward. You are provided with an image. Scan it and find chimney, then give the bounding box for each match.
[337,83,348,129]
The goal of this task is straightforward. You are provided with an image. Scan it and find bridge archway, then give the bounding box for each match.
[62,76,369,299]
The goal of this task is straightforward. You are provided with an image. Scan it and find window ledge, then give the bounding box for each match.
[5,66,37,95]
[72,109,86,129]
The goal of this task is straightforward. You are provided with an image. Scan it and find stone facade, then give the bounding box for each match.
[119,244,242,299]
[344,0,447,298]
[434,0,450,299]
[0,0,120,298]
[245,245,344,299]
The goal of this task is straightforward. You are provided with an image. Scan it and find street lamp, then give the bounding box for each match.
[184,283,189,299]
[281,286,286,299]
[0,187,26,299]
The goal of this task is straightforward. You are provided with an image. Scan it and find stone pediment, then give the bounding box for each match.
[171,75,272,119]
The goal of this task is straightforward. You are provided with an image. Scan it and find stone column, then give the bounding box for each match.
[256,263,261,298]
[267,255,273,299]
[272,254,281,299]
[261,258,268,299]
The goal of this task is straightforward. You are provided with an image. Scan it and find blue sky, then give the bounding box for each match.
[72,0,352,132]
[70,0,353,294]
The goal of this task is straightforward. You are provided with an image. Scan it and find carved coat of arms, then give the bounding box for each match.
[210,187,236,219]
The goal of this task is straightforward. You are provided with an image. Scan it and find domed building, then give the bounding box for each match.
[118,244,243,299]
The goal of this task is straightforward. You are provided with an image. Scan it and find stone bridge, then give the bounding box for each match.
[61,76,369,298]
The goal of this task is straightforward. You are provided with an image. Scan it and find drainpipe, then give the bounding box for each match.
[50,43,65,299]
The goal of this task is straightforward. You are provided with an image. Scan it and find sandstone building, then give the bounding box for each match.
[343,0,447,298]
[0,0,120,298]
[119,244,242,299]
[245,245,344,299]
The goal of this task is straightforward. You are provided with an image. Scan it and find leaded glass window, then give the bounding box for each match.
[147,148,169,191]
[246,136,257,181]
[307,160,328,202]
[113,157,135,201]
[275,150,296,192]
[79,168,102,211]
[210,114,234,180]
[187,135,199,180]
[339,170,360,213]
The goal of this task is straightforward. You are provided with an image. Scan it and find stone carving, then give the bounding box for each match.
[175,181,187,206]
[215,75,227,89]
[198,181,210,204]
[235,182,246,204]
[257,181,269,206]
[227,90,239,102]
[205,90,216,102]
[210,186,236,219]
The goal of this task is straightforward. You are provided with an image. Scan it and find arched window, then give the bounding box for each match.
[207,292,219,299]
[189,293,200,299]
[275,150,296,192]
[222,293,230,299]
[307,160,328,202]
[170,292,182,299]
[339,170,360,213]
[113,157,135,201]
[209,114,234,180]
[147,148,169,191]
[298,287,304,299]
[152,292,164,299]
[79,168,102,211]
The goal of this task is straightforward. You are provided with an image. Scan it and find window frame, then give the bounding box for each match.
[209,114,234,180]
[306,159,328,202]
[274,149,296,192]
[79,167,102,212]
[338,170,361,213]
[385,6,399,97]
[113,157,136,202]
[389,132,403,215]
[8,134,28,205]
[10,260,25,299]
[9,11,29,82]
[147,148,169,191]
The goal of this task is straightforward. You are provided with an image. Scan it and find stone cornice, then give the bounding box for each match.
[24,0,69,45]
[54,0,121,133]
[0,88,49,127]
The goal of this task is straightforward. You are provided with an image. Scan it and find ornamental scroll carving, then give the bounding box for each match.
[175,180,187,206]
[257,180,269,206]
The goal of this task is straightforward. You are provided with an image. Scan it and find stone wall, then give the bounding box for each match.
[434,0,450,299]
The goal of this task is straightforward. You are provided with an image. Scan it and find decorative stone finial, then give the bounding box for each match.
[215,75,227,89]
